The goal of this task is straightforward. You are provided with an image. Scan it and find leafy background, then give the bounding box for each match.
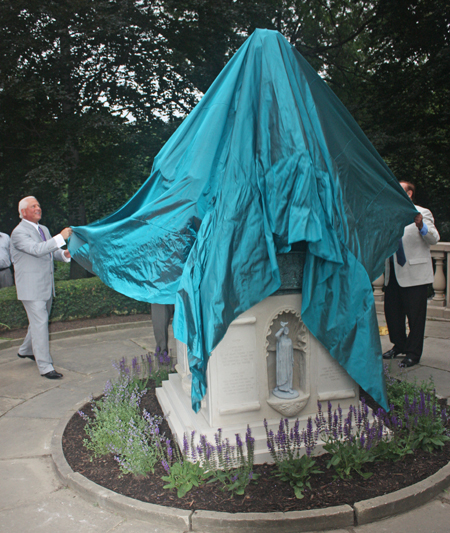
[1,0,449,282]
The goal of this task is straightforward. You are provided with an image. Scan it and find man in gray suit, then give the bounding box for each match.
[383,181,440,368]
[10,196,72,379]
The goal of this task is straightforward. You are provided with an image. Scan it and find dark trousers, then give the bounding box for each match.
[384,265,428,362]
[151,303,174,354]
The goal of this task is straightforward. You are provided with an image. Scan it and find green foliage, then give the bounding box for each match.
[79,360,164,477]
[323,439,376,480]
[53,261,71,282]
[264,417,320,498]
[205,428,259,497]
[371,437,414,462]
[385,367,436,415]
[161,459,212,499]
[2,0,449,240]
[273,456,322,499]
[161,428,259,499]
[0,277,151,331]
[408,411,450,453]
[209,466,258,497]
[384,366,450,453]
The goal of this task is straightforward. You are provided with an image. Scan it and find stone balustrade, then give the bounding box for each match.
[372,242,450,320]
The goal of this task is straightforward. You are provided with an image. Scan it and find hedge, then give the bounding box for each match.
[0,277,151,331]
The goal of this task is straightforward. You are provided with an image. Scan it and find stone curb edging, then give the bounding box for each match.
[52,398,450,533]
[0,320,152,351]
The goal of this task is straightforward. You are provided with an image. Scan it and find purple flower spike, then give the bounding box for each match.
[161,459,170,474]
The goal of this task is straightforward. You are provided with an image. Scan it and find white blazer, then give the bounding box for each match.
[10,220,67,301]
[385,205,440,288]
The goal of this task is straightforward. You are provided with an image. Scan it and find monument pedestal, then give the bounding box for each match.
[156,292,359,464]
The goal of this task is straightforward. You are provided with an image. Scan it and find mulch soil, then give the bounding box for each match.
[4,313,450,512]
[63,383,450,514]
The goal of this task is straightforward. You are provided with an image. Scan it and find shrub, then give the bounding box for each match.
[0,277,151,330]
[79,358,165,477]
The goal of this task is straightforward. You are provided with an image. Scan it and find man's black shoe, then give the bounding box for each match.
[399,358,418,368]
[17,353,35,361]
[42,370,63,379]
[382,348,402,360]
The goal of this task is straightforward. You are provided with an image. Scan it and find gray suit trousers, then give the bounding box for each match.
[0,267,14,288]
[19,298,54,375]
[151,303,174,354]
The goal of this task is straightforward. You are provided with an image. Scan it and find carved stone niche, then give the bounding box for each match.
[265,308,310,417]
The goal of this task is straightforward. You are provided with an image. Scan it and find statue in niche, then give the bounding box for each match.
[273,321,299,399]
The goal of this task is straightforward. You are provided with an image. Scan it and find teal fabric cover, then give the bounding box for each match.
[69,29,417,412]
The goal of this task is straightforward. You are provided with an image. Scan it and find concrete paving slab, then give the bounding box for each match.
[355,497,450,532]
[109,517,178,533]
[129,330,176,355]
[382,359,450,399]
[0,417,59,459]
[58,374,116,401]
[0,357,70,400]
[402,366,450,399]
[0,456,60,511]
[425,319,450,340]
[421,337,450,372]
[5,383,98,419]
[50,337,145,375]
[0,487,123,532]
[0,315,449,532]
[0,347,21,365]
[0,396,25,416]
[130,334,158,351]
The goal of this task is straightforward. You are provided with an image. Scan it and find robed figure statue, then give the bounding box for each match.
[273,322,299,399]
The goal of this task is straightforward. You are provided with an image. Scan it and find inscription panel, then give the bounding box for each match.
[214,324,258,410]
[316,342,355,393]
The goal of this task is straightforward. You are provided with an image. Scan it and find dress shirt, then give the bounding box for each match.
[419,222,428,236]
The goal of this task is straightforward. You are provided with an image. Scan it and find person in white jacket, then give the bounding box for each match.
[10,197,72,379]
[383,181,440,367]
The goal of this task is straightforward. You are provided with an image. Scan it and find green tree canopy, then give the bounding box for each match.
[1,0,449,274]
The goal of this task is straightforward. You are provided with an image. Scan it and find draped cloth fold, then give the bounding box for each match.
[69,29,417,412]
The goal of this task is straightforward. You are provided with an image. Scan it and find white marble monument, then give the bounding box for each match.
[156,285,359,464]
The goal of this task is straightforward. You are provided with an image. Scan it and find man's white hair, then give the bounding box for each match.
[18,196,37,219]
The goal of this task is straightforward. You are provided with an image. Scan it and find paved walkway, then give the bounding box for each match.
[0,316,449,532]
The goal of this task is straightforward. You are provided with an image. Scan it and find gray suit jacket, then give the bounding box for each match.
[10,221,66,301]
[385,205,440,288]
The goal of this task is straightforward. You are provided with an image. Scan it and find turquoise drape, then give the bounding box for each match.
[69,29,417,412]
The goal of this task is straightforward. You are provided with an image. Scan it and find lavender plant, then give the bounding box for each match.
[383,366,449,453]
[141,348,174,387]
[108,410,164,476]
[384,364,436,415]
[386,392,449,453]
[161,428,258,498]
[78,361,165,476]
[160,433,212,498]
[264,417,322,499]
[317,400,388,480]
[205,427,259,496]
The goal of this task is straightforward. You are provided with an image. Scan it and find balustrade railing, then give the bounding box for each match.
[372,242,450,320]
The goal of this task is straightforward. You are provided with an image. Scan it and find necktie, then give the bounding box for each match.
[396,238,406,267]
[38,226,47,242]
